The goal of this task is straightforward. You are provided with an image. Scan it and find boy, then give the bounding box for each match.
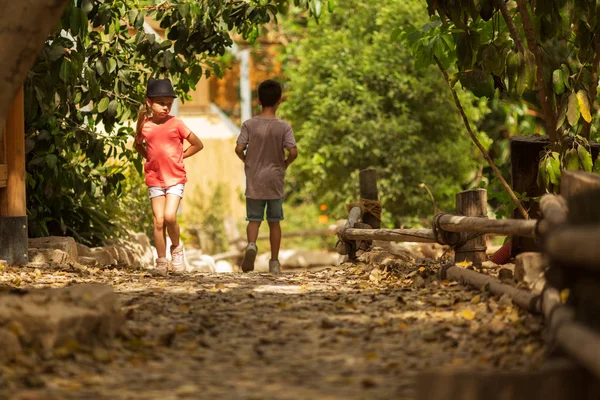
[235,79,298,274]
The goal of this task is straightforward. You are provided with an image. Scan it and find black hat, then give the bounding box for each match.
[146,78,177,98]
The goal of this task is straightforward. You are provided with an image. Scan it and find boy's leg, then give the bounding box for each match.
[242,199,265,272]
[247,221,261,243]
[267,221,281,261]
[266,198,284,274]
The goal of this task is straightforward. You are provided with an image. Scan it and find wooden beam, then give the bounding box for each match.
[1,87,26,216]
[344,228,436,243]
[438,214,538,237]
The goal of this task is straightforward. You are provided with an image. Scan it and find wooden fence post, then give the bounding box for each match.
[454,189,487,266]
[359,168,380,229]
[0,87,28,264]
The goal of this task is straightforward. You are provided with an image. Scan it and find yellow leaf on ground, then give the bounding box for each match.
[456,261,472,268]
[560,289,570,304]
[461,309,476,320]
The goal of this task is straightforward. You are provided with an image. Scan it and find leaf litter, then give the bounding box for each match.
[0,248,546,399]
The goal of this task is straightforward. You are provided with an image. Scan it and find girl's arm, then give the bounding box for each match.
[183,132,204,159]
[134,106,148,158]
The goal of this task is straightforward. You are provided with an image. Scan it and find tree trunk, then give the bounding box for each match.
[0,0,70,130]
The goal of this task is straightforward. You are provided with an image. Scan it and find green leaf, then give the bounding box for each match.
[577,144,593,172]
[561,64,571,89]
[567,91,580,126]
[107,58,117,74]
[106,100,118,118]
[328,0,334,12]
[59,60,71,83]
[82,0,93,14]
[552,69,565,95]
[97,97,110,113]
[96,59,106,76]
[556,93,569,130]
[48,46,66,61]
[564,148,580,171]
[45,154,58,169]
[547,154,561,186]
[459,69,495,98]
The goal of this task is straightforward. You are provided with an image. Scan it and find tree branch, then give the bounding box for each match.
[495,0,525,53]
[434,56,530,220]
[582,35,600,141]
[516,0,558,143]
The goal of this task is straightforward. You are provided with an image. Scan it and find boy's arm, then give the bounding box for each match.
[285,147,298,169]
[235,144,246,162]
[183,132,204,159]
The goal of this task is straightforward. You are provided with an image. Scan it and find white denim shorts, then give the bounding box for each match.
[148,184,185,199]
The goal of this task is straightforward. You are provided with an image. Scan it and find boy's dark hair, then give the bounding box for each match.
[258,79,282,107]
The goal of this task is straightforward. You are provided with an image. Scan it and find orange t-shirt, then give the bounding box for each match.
[140,116,191,187]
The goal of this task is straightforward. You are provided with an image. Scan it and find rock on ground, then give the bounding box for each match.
[0,284,122,361]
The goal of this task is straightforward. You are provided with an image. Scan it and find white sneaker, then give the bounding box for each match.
[269,260,281,274]
[154,257,168,276]
[170,243,185,273]
[241,243,257,273]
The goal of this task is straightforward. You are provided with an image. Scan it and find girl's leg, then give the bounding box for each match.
[164,193,182,246]
[151,195,167,258]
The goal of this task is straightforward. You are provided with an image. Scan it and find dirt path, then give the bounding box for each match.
[0,256,546,400]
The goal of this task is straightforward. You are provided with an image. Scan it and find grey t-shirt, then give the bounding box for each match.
[237,116,297,200]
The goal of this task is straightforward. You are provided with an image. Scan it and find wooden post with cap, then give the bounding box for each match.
[454,189,487,266]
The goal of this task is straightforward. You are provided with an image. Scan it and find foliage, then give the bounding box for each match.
[183,184,230,254]
[397,0,600,196]
[26,0,324,245]
[280,0,488,227]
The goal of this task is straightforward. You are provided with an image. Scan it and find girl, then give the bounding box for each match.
[134,78,204,276]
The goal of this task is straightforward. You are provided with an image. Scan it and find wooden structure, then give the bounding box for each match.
[0,88,27,264]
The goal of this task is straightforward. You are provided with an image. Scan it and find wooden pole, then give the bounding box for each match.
[454,189,487,266]
[359,168,380,229]
[0,88,27,264]
[438,214,537,237]
[344,228,436,243]
[442,264,539,312]
[2,87,26,216]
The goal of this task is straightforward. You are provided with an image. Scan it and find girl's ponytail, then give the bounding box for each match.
[134,104,148,145]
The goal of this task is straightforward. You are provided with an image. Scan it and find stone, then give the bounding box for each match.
[28,248,72,265]
[215,260,233,273]
[0,284,123,359]
[29,236,78,262]
[88,248,117,266]
[278,249,340,269]
[515,252,547,294]
[498,267,514,282]
[128,232,154,268]
[187,254,216,273]
[78,256,99,267]
[76,243,92,258]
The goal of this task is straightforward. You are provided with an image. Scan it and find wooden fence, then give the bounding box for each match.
[336,168,600,399]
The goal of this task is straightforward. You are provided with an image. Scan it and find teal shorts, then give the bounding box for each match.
[246,198,284,222]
